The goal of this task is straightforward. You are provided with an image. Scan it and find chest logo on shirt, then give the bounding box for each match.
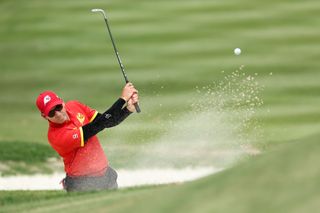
[77,113,85,124]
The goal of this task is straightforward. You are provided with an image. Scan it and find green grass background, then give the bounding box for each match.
[1,0,320,212]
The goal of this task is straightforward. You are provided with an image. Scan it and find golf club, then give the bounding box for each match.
[91,8,141,113]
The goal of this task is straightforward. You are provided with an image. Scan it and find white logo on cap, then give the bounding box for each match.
[43,95,51,105]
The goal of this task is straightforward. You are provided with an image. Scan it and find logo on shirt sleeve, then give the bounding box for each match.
[105,114,112,119]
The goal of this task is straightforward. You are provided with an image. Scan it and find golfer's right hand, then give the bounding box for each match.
[121,82,138,102]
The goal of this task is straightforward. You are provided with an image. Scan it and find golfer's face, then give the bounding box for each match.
[46,103,69,124]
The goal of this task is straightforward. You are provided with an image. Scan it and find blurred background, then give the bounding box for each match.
[1,0,320,211]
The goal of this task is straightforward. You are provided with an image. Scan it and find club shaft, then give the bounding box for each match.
[103,18,128,83]
[102,16,141,113]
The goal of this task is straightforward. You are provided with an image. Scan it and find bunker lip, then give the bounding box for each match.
[0,167,222,190]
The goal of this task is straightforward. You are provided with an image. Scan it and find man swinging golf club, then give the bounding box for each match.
[36,83,138,192]
[36,8,141,192]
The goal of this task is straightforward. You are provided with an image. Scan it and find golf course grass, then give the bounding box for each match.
[1,133,319,212]
[1,0,320,211]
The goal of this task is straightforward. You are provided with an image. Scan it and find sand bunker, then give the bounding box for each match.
[0,167,222,190]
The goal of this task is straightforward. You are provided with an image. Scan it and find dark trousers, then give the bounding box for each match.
[63,166,118,192]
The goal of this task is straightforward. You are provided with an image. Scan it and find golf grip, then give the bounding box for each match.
[134,102,141,113]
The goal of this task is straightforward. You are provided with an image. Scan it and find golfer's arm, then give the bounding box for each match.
[82,98,131,142]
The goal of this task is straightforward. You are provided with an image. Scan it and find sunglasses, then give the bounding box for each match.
[48,104,63,118]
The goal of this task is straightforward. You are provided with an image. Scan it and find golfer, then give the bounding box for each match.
[36,83,138,192]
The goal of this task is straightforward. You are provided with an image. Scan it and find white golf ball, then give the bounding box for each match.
[234,48,241,55]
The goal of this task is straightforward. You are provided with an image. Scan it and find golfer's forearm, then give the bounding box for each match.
[100,98,132,128]
[105,107,131,127]
[82,98,131,142]
[82,116,105,141]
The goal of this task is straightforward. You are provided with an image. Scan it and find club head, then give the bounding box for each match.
[91,8,107,19]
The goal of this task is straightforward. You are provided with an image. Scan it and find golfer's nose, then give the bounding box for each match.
[55,111,63,117]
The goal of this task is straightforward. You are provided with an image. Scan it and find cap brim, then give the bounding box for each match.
[43,99,64,116]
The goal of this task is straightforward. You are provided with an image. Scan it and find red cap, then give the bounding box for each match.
[36,91,63,116]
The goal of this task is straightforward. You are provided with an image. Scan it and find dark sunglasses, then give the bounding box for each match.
[48,104,63,118]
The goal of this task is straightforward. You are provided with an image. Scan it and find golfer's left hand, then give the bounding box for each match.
[127,93,139,112]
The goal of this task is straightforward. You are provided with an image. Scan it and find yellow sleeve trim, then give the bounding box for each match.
[79,127,84,147]
[89,111,98,123]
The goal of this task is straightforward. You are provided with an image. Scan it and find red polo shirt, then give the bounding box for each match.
[48,101,108,177]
